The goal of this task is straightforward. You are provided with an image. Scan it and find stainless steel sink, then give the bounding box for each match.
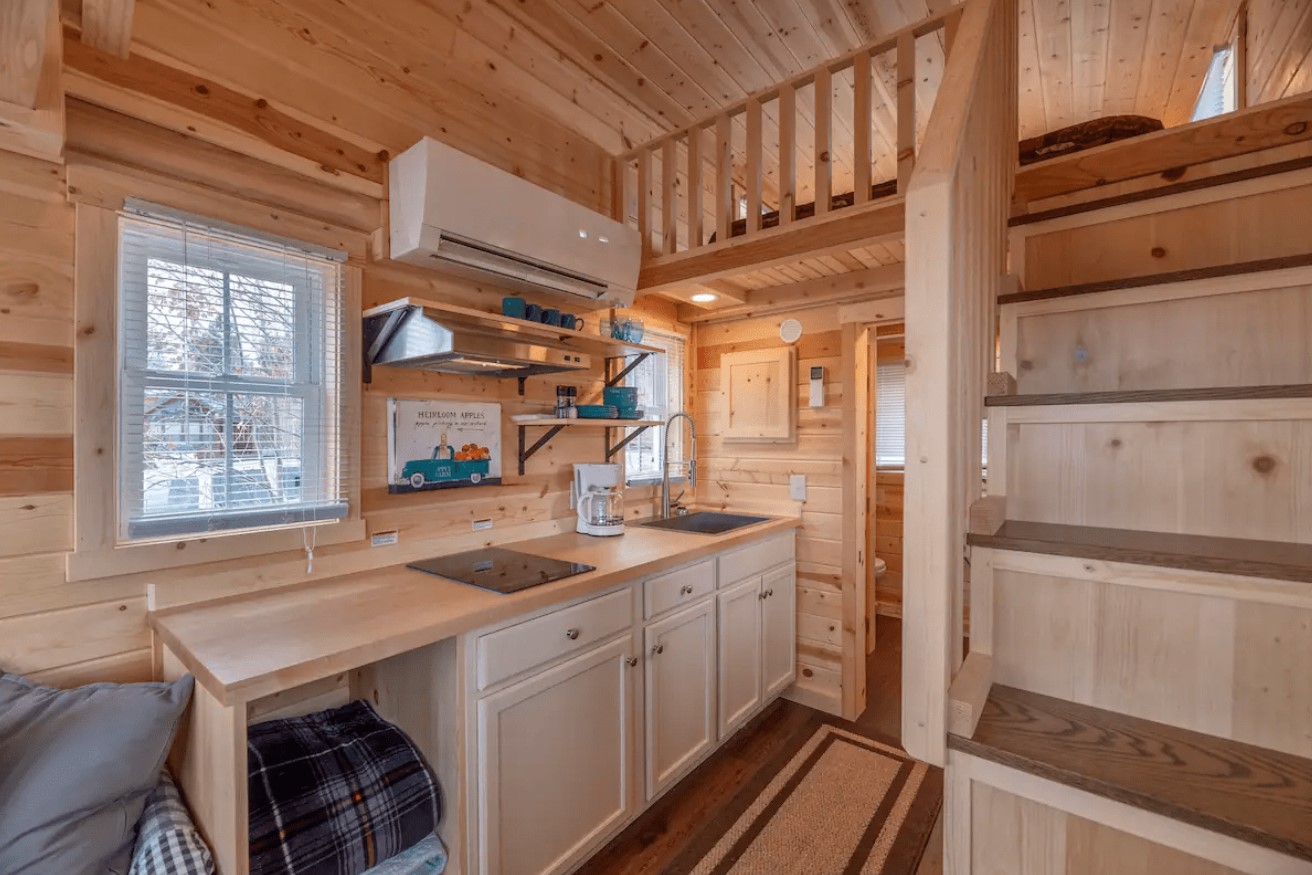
[638,511,772,535]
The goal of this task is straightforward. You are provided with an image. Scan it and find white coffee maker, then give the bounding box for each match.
[572,463,625,537]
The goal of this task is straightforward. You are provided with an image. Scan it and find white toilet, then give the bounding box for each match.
[873,556,887,580]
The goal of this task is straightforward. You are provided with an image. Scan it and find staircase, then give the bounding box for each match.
[944,184,1312,871]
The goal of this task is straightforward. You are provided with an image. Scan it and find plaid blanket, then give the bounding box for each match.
[247,700,441,875]
[130,770,215,875]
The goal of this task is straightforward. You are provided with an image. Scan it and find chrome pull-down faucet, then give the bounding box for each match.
[661,412,697,519]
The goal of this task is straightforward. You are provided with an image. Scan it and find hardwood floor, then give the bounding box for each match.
[577,615,944,875]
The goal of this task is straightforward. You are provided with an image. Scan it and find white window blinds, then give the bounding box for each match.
[875,359,907,468]
[118,209,349,542]
[624,327,686,483]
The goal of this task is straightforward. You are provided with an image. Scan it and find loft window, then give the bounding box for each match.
[1192,45,1237,122]
[118,208,349,541]
[624,327,686,485]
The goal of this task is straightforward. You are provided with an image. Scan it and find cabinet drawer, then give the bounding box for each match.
[643,559,715,619]
[476,589,632,691]
[716,533,795,588]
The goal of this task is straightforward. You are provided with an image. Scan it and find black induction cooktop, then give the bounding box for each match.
[407,548,596,594]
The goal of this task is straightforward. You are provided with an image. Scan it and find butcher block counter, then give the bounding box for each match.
[152,515,799,875]
[151,515,799,706]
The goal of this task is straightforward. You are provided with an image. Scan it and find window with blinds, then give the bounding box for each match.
[876,354,989,472]
[624,327,686,484]
[875,358,907,468]
[118,208,349,542]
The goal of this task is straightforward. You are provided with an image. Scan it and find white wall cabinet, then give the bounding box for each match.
[644,598,717,799]
[474,636,638,875]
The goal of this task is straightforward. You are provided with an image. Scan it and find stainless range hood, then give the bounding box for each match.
[363,298,593,383]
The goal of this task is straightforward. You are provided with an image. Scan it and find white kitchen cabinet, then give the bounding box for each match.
[644,598,716,800]
[761,564,796,699]
[475,636,638,875]
[717,575,765,738]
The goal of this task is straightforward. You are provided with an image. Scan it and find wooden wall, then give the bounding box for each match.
[0,31,649,685]
[694,307,846,711]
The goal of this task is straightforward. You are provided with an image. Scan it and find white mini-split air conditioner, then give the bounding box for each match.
[388,138,641,308]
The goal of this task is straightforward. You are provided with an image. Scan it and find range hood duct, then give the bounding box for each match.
[388,138,641,307]
[363,303,592,382]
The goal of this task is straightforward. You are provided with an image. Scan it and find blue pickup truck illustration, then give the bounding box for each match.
[401,442,492,489]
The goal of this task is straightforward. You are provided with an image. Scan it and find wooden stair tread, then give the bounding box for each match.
[949,685,1312,861]
[998,253,1312,306]
[967,520,1312,583]
[985,384,1312,407]
[1010,154,1312,228]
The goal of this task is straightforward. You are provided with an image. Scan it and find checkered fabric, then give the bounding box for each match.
[247,700,441,875]
[129,770,216,875]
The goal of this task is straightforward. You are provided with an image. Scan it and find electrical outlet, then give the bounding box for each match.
[789,474,807,501]
[370,530,399,547]
[472,518,493,532]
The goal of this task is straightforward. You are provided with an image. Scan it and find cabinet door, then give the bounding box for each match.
[717,575,764,739]
[719,347,797,442]
[644,599,716,800]
[761,564,797,699]
[476,636,636,875]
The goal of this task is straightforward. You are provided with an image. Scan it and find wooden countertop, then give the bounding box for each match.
[151,517,799,706]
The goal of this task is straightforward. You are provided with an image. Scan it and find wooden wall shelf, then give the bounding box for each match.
[950,685,1312,862]
[515,419,665,475]
[968,520,1312,584]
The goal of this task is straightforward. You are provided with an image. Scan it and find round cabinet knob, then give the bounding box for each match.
[766,589,774,598]
[680,584,693,595]
[652,644,665,655]
[625,656,639,667]
[565,628,580,640]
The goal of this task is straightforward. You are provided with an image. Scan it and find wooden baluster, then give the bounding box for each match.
[745,97,763,234]
[814,66,832,215]
[897,32,916,193]
[853,51,872,205]
[778,83,796,225]
[637,148,652,258]
[944,7,963,57]
[687,125,703,249]
[715,113,732,243]
[662,138,678,254]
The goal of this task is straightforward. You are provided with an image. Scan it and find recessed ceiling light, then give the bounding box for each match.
[691,293,717,303]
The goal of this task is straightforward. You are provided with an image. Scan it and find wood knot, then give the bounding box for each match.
[1253,454,1277,475]
[175,542,186,550]
[1286,121,1309,136]
[1109,438,1122,449]
[1018,359,1033,371]
[1150,246,1167,258]
[255,98,269,110]
[3,282,39,299]
[1159,166,1187,182]
[819,151,830,163]
[81,325,95,336]
[194,84,210,96]
[802,667,814,678]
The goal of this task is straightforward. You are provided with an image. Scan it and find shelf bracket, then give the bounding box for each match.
[605,352,650,388]
[518,424,565,476]
[605,424,653,461]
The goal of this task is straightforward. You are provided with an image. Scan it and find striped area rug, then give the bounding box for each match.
[669,724,942,875]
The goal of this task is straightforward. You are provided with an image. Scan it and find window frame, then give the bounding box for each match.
[621,325,688,488]
[67,203,364,583]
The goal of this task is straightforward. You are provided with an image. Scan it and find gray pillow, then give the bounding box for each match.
[0,672,194,875]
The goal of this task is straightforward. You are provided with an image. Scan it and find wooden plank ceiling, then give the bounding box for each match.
[63,0,1305,306]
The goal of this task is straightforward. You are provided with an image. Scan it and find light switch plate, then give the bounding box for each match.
[790,474,807,501]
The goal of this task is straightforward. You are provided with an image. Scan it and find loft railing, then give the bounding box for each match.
[616,6,965,261]
[901,0,1017,768]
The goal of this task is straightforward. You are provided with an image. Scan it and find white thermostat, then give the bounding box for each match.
[779,318,803,344]
[809,366,825,407]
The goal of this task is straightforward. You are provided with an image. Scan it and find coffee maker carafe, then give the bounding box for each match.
[572,463,625,537]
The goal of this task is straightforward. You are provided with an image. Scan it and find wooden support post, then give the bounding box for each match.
[745,97,763,234]
[662,137,678,254]
[814,67,832,215]
[610,157,625,223]
[897,32,916,192]
[841,322,871,720]
[853,51,872,204]
[637,148,652,258]
[986,372,1017,396]
[687,125,703,248]
[968,495,1006,536]
[947,652,992,738]
[715,114,732,243]
[778,84,796,225]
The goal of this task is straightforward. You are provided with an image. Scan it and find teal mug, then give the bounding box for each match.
[561,313,585,331]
